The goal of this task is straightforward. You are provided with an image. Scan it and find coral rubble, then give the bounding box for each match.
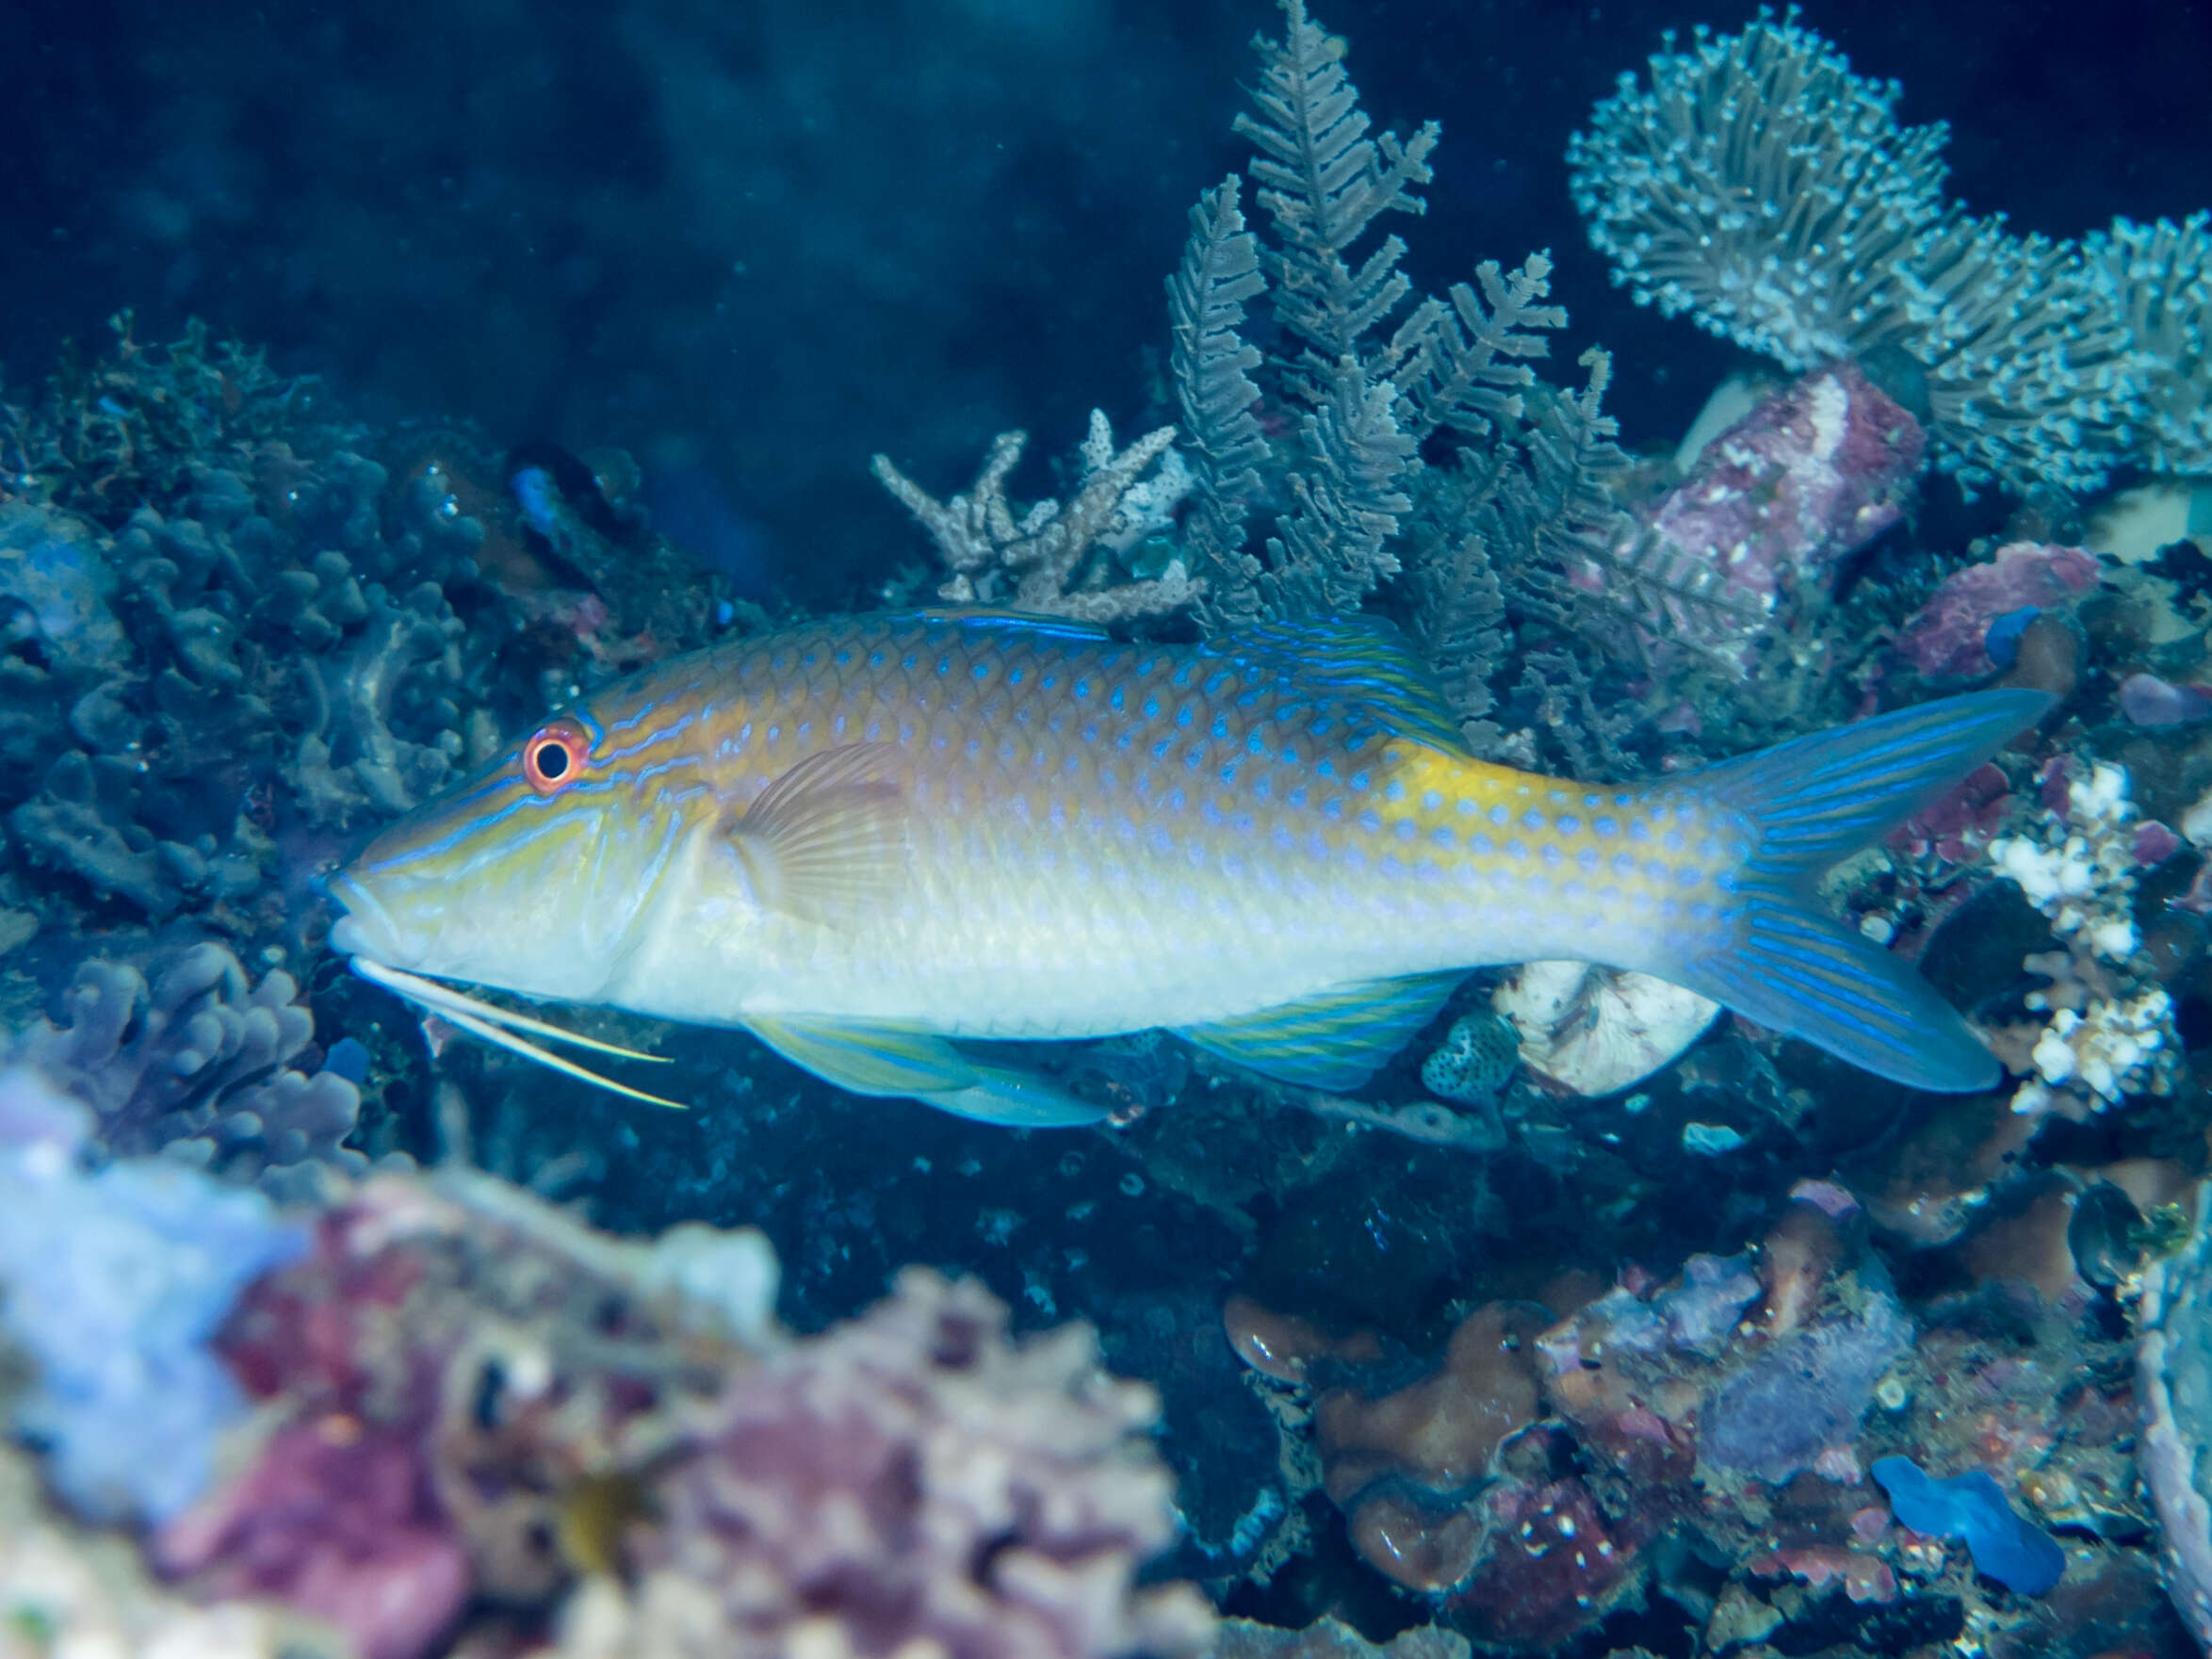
[0,1057,1208,1659]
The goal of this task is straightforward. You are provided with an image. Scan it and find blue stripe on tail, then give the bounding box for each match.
[1662,690,2050,1092]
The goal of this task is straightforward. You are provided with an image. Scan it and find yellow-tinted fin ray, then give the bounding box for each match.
[1178,969,1466,1092]
[745,1014,1109,1128]
[349,957,684,1109]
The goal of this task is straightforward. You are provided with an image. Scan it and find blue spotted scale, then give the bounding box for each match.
[329,610,2046,1123]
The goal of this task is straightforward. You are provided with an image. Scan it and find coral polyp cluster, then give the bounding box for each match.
[1569,17,2194,495]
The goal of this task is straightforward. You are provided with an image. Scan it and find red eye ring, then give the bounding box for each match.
[523,719,593,795]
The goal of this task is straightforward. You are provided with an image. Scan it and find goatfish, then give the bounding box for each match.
[329,610,2045,1125]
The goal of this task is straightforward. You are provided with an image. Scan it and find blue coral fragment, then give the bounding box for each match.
[1871,1455,2065,1595]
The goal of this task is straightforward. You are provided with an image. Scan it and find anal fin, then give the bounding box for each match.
[745,1014,1109,1128]
[1177,970,1465,1092]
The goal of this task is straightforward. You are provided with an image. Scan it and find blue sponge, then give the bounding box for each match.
[1871,1455,2065,1595]
[0,1070,307,1524]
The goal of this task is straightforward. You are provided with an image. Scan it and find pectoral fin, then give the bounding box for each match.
[1178,970,1465,1092]
[744,1014,1109,1128]
[725,743,908,927]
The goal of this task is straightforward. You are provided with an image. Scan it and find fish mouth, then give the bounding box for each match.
[328,870,684,1111]
[327,871,411,966]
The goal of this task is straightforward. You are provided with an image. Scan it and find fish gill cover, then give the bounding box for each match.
[0,1,2208,1656]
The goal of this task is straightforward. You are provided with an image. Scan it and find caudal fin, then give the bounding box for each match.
[1663,690,2050,1092]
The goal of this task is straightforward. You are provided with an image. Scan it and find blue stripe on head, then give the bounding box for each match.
[362,791,517,871]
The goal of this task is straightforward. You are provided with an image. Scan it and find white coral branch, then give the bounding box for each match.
[872,412,1201,623]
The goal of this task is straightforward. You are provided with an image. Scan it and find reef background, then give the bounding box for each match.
[9,0,2209,601]
[7,0,2212,1655]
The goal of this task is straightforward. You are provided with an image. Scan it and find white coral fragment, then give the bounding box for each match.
[1493,958,1718,1098]
[1987,761,2179,1114]
[1988,762,2141,961]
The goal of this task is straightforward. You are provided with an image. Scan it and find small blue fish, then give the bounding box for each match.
[1872,1455,2065,1595]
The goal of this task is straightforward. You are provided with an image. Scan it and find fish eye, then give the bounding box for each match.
[523,720,593,795]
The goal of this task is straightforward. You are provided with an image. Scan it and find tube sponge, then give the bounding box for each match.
[1871,1455,2065,1595]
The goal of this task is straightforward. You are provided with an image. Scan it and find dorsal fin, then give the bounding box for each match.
[1207,615,1472,756]
[914,606,1114,643]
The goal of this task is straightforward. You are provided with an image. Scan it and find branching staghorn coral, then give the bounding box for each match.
[871,414,1201,625]
[1569,17,2177,496]
[875,0,1737,756]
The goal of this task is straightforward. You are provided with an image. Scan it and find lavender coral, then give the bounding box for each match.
[8,940,366,1198]
[0,1440,341,1659]
[571,1267,1216,1659]
[1568,18,2165,496]
[118,1167,1207,1659]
